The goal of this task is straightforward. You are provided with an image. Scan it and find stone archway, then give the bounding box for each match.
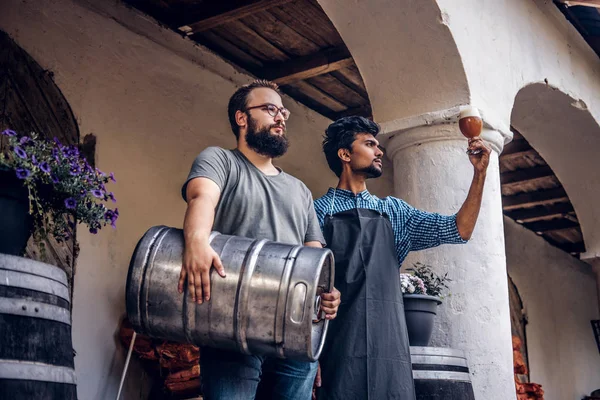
[0,30,80,294]
[511,83,600,257]
[315,0,469,123]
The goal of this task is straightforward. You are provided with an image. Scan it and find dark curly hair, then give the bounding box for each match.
[228,80,281,139]
[322,116,380,177]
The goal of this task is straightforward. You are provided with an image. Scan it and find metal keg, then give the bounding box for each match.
[410,346,475,400]
[126,226,334,362]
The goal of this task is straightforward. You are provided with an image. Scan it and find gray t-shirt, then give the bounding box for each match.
[182,147,325,246]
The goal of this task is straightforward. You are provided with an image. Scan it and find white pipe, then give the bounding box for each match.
[115,331,137,400]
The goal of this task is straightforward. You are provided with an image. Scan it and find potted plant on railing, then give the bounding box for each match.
[0,129,118,256]
[401,262,451,347]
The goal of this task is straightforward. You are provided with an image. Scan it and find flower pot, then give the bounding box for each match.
[403,294,442,347]
[0,169,33,255]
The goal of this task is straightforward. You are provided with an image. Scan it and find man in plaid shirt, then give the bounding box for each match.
[313,116,490,400]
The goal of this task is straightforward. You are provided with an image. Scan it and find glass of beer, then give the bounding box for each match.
[459,105,483,155]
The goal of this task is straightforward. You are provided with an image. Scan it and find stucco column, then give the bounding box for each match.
[384,117,515,400]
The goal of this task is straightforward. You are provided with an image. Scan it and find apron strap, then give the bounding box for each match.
[328,188,337,216]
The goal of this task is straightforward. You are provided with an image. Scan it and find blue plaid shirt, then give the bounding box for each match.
[314,188,467,266]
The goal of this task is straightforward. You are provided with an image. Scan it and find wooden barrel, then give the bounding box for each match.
[0,253,76,399]
[410,346,475,400]
[126,226,334,362]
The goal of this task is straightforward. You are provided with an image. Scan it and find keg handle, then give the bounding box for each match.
[312,295,323,323]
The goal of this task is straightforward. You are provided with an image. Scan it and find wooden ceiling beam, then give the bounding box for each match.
[179,0,294,35]
[263,46,354,85]
[505,202,575,222]
[502,187,569,210]
[500,140,536,162]
[542,236,586,254]
[557,0,600,8]
[524,218,579,233]
[500,165,554,185]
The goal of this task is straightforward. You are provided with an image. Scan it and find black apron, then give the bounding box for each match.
[318,208,416,400]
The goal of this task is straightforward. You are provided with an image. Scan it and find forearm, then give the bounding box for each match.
[304,241,323,248]
[455,171,487,240]
[183,195,216,247]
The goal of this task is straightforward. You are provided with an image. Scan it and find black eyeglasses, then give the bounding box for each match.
[245,103,291,120]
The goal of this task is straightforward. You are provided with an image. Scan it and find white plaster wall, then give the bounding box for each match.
[436,0,600,255]
[0,0,394,398]
[504,217,600,400]
[437,0,600,134]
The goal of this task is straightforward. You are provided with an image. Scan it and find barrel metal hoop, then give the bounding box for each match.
[0,269,70,303]
[275,245,302,358]
[140,226,170,336]
[410,346,466,358]
[0,359,76,384]
[0,298,71,325]
[0,254,67,285]
[412,370,472,382]
[235,238,268,355]
[411,355,468,367]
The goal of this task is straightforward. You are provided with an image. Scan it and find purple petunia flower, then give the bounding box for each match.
[91,189,104,198]
[107,192,116,203]
[39,162,51,173]
[1,129,16,136]
[64,198,77,209]
[15,168,31,179]
[70,165,81,176]
[14,146,27,159]
[31,155,38,165]
[19,136,29,145]
[109,172,116,182]
[51,174,60,184]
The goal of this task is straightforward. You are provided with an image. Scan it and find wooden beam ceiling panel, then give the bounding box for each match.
[557,0,600,8]
[500,140,537,162]
[269,3,343,48]
[500,165,554,185]
[505,202,575,222]
[288,81,348,112]
[542,235,586,254]
[211,22,289,62]
[240,11,321,57]
[196,31,265,70]
[524,218,579,233]
[502,187,569,210]
[179,0,295,34]
[307,74,367,108]
[330,69,369,100]
[263,46,354,85]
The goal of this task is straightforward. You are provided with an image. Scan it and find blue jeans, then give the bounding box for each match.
[200,346,318,400]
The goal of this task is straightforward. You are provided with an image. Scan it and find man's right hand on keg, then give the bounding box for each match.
[179,240,226,304]
[180,177,225,304]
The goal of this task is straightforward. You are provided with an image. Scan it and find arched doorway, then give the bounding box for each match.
[0,30,81,296]
[511,83,600,257]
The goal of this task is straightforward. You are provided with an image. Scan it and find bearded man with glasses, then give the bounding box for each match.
[180,80,341,400]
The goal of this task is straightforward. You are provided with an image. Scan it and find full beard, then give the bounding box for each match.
[357,163,383,179]
[245,116,289,158]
